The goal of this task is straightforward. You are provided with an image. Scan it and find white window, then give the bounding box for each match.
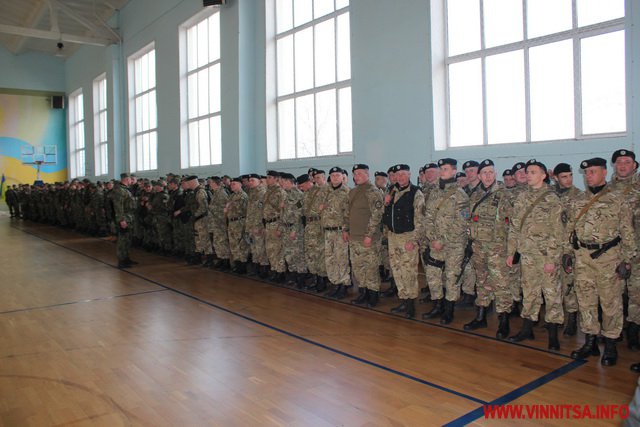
[128,44,157,172]
[440,0,626,148]
[180,10,222,168]
[93,74,108,176]
[270,0,352,160]
[68,89,85,178]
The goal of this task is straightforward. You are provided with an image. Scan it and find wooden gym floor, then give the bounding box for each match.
[0,210,636,426]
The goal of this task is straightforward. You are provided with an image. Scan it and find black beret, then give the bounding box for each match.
[580,157,607,169]
[352,163,368,172]
[478,159,495,173]
[240,174,249,179]
[267,170,279,177]
[261,175,267,179]
[553,163,572,176]
[342,169,348,176]
[329,166,343,174]
[419,166,426,173]
[502,169,513,177]
[525,159,547,173]
[209,176,221,181]
[612,149,636,163]
[185,175,198,181]
[374,171,388,178]
[393,164,410,172]
[438,158,457,167]
[511,162,526,173]
[387,166,395,173]
[313,169,326,176]
[455,172,466,179]
[424,162,438,170]
[297,174,311,184]
[463,160,479,170]
[248,173,261,180]
[231,177,242,183]
[307,168,317,175]
[281,173,296,181]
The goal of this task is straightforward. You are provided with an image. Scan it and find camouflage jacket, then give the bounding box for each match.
[246,185,267,229]
[425,180,469,248]
[208,187,229,229]
[263,184,286,221]
[346,181,384,241]
[111,182,135,223]
[469,181,509,246]
[281,187,304,231]
[320,184,349,229]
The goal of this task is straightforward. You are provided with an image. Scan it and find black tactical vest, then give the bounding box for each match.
[383,184,419,233]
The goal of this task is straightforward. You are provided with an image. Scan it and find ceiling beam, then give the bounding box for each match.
[0,23,116,46]
[10,0,49,54]
[52,0,104,35]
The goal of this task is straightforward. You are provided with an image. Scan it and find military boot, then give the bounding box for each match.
[496,313,510,340]
[509,300,521,317]
[459,293,475,309]
[295,272,306,289]
[547,323,561,351]
[422,298,444,320]
[382,278,398,298]
[235,261,247,274]
[440,300,455,325]
[563,312,578,337]
[406,299,416,319]
[327,284,341,298]
[218,259,231,272]
[508,319,535,342]
[627,322,640,351]
[391,300,408,314]
[316,276,328,293]
[601,338,618,366]
[351,288,369,305]
[334,284,347,300]
[203,254,215,268]
[274,272,287,284]
[367,290,380,308]
[464,306,487,331]
[571,334,600,359]
[258,265,270,279]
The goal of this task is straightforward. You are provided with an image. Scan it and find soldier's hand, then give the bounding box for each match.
[506,256,514,267]
[363,236,372,248]
[342,231,349,242]
[319,203,325,211]
[562,254,573,273]
[119,220,128,229]
[543,263,556,274]
[431,241,443,251]
[384,194,392,206]
[405,241,416,251]
[174,210,181,217]
[616,262,632,280]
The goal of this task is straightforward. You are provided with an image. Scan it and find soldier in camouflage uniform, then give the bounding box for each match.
[422,158,470,325]
[383,164,425,318]
[507,159,564,350]
[112,173,137,268]
[607,149,640,351]
[263,171,287,282]
[460,160,481,307]
[463,160,512,338]
[346,164,384,308]
[302,170,328,291]
[226,178,249,272]
[320,167,351,299]
[168,178,185,256]
[374,171,391,282]
[502,169,516,188]
[280,173,306,287]
[570,157,636,367]
[246,174,269,277]
[552,162,582,337]
[175,177,197,263]
[207,176,232,270]
[191,177,212,265]
[149,181,172,255]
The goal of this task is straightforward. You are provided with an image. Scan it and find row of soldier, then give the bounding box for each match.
[6,148,640,370]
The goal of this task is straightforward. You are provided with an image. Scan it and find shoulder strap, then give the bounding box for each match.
[574,186,612,225]
[518,189,554,232]
[436,186,459,211]
[471,186,495,214]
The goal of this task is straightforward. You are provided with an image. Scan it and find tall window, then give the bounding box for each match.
[443,0,626,147]
[181,10,222,168]
[128,44,157,172]
[273,0,352,160]
[93,74,108,176]
[68,89,85,178]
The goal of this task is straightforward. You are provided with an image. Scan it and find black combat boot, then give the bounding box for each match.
[422,298,444,320]
[601,338,618,366]
[117,259,132,269]
[334,284,347,300]
[367,290,379,308]
[235,261,247,274]
[440,300,455,325]
[464,306,487,331]
[275,272,287,284]
[305,275,318,291]
[285,272,297,286]
[124,258,138,265]
[571,334,600,359]
[351,288,369,305]
[382,278,398,298]
[509,300,521,317]
[258,265,270,279]
[459,293,475,309]
[203,254,215,268]
[218,259,231,272]
[627,322,640,351]
[295,272,306,289]
[316,276,328,293]
[327,284,341,298]
[496,313,510,340]
[547,323,561,351]
[631,362,640,372]
[391,299,408,314]
[508,319,535,342]
[406,299,416,319]
[563,312,578,337]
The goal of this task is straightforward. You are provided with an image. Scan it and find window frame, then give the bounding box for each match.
[93,73,109,177]
[68,88,85,179]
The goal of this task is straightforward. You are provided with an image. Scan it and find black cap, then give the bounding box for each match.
[374,171,388,178]
[612,149,636,163]
[248,173,261,180]
[329,166,343,174]
[455,172,466,179]
[438,158,457,167]
[511,162,526,174]
[185,175,198,181]
[267,170,279,177]
[580,157,607,169]
[424,162,438,171]
[419,166,426,173]
[296,174,311,185]
[387,166,395,173]
[281,173,296,181]
[209,175,221,181]
[308,168,317,175]
[553,163,572,176]
[392,164,410,172]
[478,159,495,173]
[231,177,242,183]
[502,169,513,177]
[525,159,547,173]
[463,160,479,170]
[313,169,325,176]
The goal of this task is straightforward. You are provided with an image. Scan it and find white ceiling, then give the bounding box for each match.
[0,0,128,59]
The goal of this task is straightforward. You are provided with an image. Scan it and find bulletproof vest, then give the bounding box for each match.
[383,184,419,233]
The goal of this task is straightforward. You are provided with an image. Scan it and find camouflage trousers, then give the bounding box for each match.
[283,226,306,274]
[379,236,390,271]
[265,222,286,273]
[172,219,185,253]
[508,262,522,302]
[228,220,249,262]
[520,252,564,324]
[461,264,477,296]
[560,269,579,314]
[116,227,132,261]
[425,243,464,302]
[471,241,511,313]
[211,223,231,260]
[193,217,213,255]
[626,268,640,324]
[324,229,350,285]
[154,217,173,251]
[183,220,196,256]
[388,232,420,299]
[574,247,624,339]
[350,238,381,292]
[249,226,268,266]
[304,222,326,276]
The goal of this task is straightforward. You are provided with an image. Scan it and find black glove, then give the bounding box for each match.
[512,251,521,265]
[616,262,631,280]
[562,254,573,273]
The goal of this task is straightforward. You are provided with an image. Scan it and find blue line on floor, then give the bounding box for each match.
[442,358,587,426]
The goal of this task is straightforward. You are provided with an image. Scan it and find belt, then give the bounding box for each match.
[324,226,341,231]
[264,217,279,224]
[306,216,320,222]
[578,241,603,250]
[228,216,245,222]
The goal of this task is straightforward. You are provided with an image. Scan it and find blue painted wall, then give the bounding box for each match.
[0,45,65,92]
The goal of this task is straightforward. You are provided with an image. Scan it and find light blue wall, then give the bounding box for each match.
[57,0,640,185]
[0,45,65,92]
